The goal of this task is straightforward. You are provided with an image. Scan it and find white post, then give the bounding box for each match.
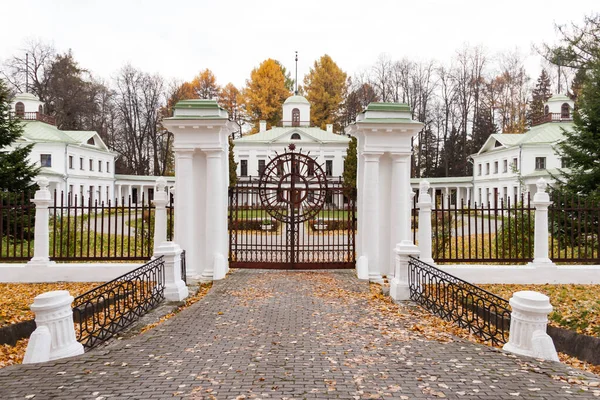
[23,290,84,364]
[174,149,197,277]
[153,177,168,255]
[154,242,189,301]
[201,149,227,281]
[503,291,559,361]
[27,177,54,267]
[389,242,420,301]
[530,178,555,268]
[417,180,435,264]
[362,152,383,282]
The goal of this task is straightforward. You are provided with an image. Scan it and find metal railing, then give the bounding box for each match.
[0,192,35,262]
[10,111,56,125]
[180,249,187,284]
[532,112,572,126]
[429,194,534,263]
[549,192,600,264]
[72,256,165,349]
[49,191,154,261]
[408,256,511,345]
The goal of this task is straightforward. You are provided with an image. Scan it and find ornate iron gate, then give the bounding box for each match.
[228,146,356,269]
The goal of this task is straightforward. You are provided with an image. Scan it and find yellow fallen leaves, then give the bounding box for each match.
[0,338,28,369]
[480,284,600,337]
[0,282,102,327]
[140,283,212,334]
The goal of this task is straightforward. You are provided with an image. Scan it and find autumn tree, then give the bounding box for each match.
[303,55,347,130]
[241,59,291,132]
[219,83,245,138]
[190,69,220,99]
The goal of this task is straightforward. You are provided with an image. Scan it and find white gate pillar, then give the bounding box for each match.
[347,103,423,283]
[530,178,555,268]
[162,100,234,281]
[153,177,168,255]
[417,180,435,264]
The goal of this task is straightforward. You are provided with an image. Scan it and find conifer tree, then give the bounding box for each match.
[0,79,39,191]
[342,136,357,198]
[527,69,552,126]
[557,61,600,195]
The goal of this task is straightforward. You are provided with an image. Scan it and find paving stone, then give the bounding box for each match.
[0,269,598,399]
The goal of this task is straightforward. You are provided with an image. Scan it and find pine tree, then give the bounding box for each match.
[228,137,238,187]
[527,69,552,126]
[557,61,600,196]
[0,79,39,191]
[342,136,357,198]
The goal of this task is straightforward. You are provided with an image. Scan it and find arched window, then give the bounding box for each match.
[292,108,300,127]
[561,103,570,118]
[291,133,301,140]
[544,105,549,115]
[15,102,24,117]
[87,137,95,145]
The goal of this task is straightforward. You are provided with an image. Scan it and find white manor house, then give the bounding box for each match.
[9,92,574,203]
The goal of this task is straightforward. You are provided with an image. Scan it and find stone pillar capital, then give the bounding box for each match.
[204,148,225,158]
[175,148,195,159]
[363,152,383,162]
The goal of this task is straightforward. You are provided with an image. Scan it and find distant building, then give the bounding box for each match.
[9,93,174,203]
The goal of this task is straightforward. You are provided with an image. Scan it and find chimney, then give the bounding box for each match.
[259,120,267,133]
[326,124,333,133]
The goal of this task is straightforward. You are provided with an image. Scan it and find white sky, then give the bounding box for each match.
[0,0,597,88]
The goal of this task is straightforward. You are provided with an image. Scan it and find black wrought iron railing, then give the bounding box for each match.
[0,192,35,262]
[180,249,187,284]
[408,256,511,345]
[72,256,165,350]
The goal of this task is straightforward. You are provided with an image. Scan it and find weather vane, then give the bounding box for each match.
[294,51,298,95]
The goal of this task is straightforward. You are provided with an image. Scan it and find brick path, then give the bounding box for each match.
[1,270,599,399]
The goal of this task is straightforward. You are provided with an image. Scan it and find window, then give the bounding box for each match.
[98,160,102,172]
[494,161,498,174]
[240,159,248,176]
[40,154,52,167]
[69,185,74,200]
[290,133,301,140]
[276,160,284,176]
[477,164,482,176]
[89,159,94,171]
[503,159,508,173]
[292,108,300,127]
[80,157,84,170]
[106,187,110,202]
[512,157,518,170]
[87,137,95,145]
[89,185,95,202]
[308,160,315,176]
[478,188,482,205]
[79,185,84,198]
[258,160,266,176]
[69,155,74,169]
[535,157,546,170]
[561,158,570,168]
[326,160,333,177]
[15,102,24,117]
[503,187,508,204]
[513,186,518,202]
[544,105,549,115]
[561,103,570,119]
[485,163,490,175]
[107,161,110,173]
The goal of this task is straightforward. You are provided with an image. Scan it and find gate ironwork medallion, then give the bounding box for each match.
[228,145,356,269]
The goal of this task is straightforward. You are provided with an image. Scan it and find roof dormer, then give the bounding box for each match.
[10,93,56,125]
[533,94,574,126]
[282,95,310,127]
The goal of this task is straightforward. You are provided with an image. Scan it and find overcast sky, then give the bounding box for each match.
[0,0,597,88]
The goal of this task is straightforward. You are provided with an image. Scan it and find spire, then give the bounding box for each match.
[294,51,298,95]
[25,53,29,93]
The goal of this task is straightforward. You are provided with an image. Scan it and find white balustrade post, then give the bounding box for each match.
[23,290,83,364]
[530,178,555,268]
[389,242,420,301]
[503,291,559,361]
[27,177,55,267]
[155,242,189,302]
[153,177,168,255]
[417,180,435,264]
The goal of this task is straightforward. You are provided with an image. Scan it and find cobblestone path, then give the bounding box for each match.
[1,270,598,399]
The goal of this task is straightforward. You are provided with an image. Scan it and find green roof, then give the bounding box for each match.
[284,95,309,105]
[491,121,573,147]
[19,121,97,144]
[173,99,221,109]
[234,127,350,144]
[364,103,412,113]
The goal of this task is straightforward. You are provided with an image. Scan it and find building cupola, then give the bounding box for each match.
[282,95,310,127]
[540,94,574,124]
[10,92,55,125]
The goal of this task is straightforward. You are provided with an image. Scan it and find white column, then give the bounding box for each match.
[443,187,450,209]
[389,154,404,275]
[153,177,168,255]
[27,177,54,267]
[361,152,383,282]
[23,290,83,363]
[175,149,197,276]
[466,187,471,205]
[417,180,435,264]
[530,178,555,267]
[154,242,188,301]
[117,185,122,205]
[201,149,227,281]
[503,291,559,361]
